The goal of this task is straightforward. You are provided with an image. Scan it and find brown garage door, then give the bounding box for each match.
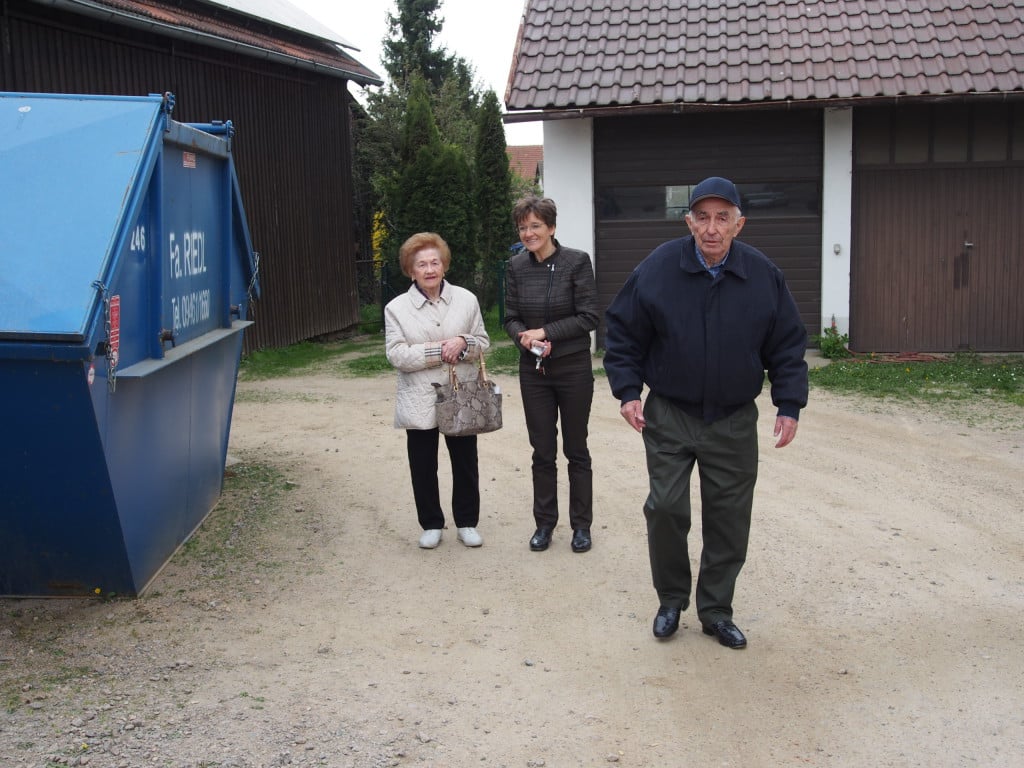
[851,166,1024,352]
[851,102,1024,352]
[594,111,822,347]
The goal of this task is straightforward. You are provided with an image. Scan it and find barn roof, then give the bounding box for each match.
[43,0,383,86]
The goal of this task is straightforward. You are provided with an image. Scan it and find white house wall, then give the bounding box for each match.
[542,119,596,268]
[822,108,853,336]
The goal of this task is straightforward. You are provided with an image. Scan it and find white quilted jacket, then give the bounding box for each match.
[384,281,491,430]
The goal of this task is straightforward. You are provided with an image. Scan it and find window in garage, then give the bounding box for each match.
[855,103,1022,167]
[596,182,820,221]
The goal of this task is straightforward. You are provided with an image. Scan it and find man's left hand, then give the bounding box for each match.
[773,416,798,448]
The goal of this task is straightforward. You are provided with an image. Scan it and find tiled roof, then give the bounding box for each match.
[75,0,382,85]
[505,0,1024,114]
[507,144,544,181]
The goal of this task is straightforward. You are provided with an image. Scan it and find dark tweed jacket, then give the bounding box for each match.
[503,240,599,360]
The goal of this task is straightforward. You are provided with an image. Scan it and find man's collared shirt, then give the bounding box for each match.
[695,246,730,278]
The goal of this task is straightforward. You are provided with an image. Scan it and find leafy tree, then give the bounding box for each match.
[400,74,440,164]
[383,76,435,290]
[377,0,481,167]
[382,0,449,91]
[349,100,378,304]
[395,143,475,288]
[433,72,481,155]
[388,76,475,290]
[364,0,515,305]
[473,91,515,308]
[359,87,401,293]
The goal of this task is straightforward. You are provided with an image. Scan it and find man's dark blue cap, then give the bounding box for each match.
[689,176,741,208]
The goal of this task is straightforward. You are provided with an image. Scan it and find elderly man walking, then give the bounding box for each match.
[603,176,809,649]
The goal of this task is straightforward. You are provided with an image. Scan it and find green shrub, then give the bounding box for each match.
[812,319,852,359]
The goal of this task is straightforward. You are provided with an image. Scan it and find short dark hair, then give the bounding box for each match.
[398,232,451,278]
[513,195,557,228]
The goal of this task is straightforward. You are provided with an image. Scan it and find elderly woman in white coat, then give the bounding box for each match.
[385,232,491,549]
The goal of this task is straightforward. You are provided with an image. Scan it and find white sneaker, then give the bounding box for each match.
[418,529,442,549]
[457,527,483,547]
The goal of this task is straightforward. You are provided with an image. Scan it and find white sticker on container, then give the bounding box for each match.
[88,364,95,387]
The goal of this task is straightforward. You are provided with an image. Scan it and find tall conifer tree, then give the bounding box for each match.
[474,91,516,308]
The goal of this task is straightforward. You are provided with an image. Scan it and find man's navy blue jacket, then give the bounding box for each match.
[603,235,808,423]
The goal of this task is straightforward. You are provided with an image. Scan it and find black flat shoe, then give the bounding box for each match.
[529,527,553,551]
[702,619,747,649]
[571,528,592,553]
[652,606,680,639]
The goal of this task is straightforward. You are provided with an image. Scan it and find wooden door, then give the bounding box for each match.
[852,167,1024,352]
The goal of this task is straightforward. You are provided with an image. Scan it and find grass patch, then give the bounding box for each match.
[3,687,22,714]
[178,463,294,575]
[809,353,1024,406]
[482,341,521,374]
[240,341,344,379]
[235,389,335,404]
[338,339,522,377]
[344,353,392,376]
[2,664,95,714]
[238,330,617,383]
[240,337,381,380]
[483,305,504,338]
[239,336,1022,408]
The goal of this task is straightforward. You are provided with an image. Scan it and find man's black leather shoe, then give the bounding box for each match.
[529,527,553,551]
[702,619,747,649]
[652,606,680,639]
[571,528,592,552]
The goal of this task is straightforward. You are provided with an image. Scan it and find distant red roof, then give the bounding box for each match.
[507,144,543,182]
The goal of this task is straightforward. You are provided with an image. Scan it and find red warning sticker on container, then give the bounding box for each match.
[183,151,197,169]
[109,295,121,366]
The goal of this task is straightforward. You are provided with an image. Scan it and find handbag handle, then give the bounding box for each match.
[448,349,489,391]
[477,351,490,383]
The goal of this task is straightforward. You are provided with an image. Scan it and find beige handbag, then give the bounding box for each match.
[432,353,502,436]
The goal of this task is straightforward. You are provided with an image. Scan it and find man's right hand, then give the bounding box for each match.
[620,400,646,433]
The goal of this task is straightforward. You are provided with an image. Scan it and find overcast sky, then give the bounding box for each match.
[285,0,542,145]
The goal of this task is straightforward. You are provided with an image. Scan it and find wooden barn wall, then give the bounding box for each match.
[1,2,360,352]
[593,111,823,347]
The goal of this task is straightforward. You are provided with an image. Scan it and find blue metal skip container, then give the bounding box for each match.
[0,92,260,597]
